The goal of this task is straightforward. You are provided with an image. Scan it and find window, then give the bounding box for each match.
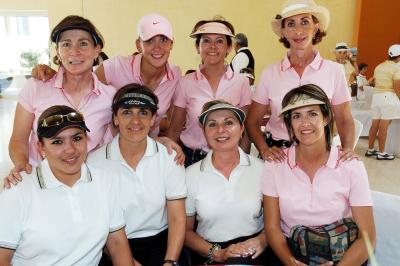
[0,10,49,86]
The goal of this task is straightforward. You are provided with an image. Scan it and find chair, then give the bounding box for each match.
[369,191,400,266]
[332,118,363,149]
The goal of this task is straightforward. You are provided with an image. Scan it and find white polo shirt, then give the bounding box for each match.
[0,159,125,266]
[185,148,264,242]
[87,135,187,239]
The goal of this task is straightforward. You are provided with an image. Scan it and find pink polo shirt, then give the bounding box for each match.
[253,51,351,140]
[18,67,116,166]
[102,53,182,137]
[262,145,373,236]
[174,66,251,150]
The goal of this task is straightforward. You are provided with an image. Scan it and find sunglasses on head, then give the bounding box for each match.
[41,112,85,128]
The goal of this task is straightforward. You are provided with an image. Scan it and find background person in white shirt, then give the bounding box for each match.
[184,100,270,265]
[356,63,374,100]
[0,105,133,266]
[230,33,255,73]
[87,83,186,266]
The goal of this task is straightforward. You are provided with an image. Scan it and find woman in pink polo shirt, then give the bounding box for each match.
[32,13,181,138]
[246,0,355,163]
[7,16,116,185]
[167,18,251,167]
[263,84,375,266]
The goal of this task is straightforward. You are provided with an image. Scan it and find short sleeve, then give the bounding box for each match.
[102,56,118,84]
[252,67,271,105]
[107,171,126,233]
[349,161,373,207]
[238,77,252,107]
[356,76,363,86]
[172,78,187,108]
[17,78,38,113]
[393,68,400,80]
[261,163,278,197]
[185,169,196,216]
[165,152,187,200]
[0,186,24,249]
[331,63,352,105]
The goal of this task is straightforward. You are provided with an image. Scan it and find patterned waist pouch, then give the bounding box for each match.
[288,218,359,266]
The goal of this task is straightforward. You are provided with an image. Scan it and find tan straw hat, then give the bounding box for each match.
[271,0,330,37]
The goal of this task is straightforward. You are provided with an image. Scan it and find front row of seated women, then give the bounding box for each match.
[0,83,375,265]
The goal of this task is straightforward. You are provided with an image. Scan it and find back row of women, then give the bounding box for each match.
[1,0,375,265]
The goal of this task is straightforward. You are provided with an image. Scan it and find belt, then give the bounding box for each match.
[265,132,292,148]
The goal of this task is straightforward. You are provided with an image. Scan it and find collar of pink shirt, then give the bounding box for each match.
[54,66,102,95]
[194,64,234,81]
[281,50,324,72]
[131,53,175,83]
[287,145,340,170]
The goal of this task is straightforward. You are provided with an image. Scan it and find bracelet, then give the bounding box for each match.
[163,259,179,266]
[206,243,221,264]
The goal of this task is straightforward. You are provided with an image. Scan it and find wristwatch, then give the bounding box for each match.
[206,243,221,264]
[164,259,179,266]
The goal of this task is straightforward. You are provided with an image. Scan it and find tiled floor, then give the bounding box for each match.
[1,92,399,195]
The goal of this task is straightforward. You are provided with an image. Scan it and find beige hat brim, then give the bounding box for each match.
[271,5,330,37]
[190,22,234,38]
[279,98,325,117]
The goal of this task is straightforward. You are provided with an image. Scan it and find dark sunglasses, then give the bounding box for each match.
[41,112,85,128]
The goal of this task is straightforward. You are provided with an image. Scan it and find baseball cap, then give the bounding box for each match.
[137,13,173,41]
[388,44,400,57]
[335,42,350,51]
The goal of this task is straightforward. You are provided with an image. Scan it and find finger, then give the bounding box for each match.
[271,151,285,163]
[264,154,274,162]
[6,174,17,185]
[252,249,262,259]
[295,260,307,266]
[44,66,53,81]
[10,173,19,184]
[178,155,185,166]
[38,65,46,81]
[25,164,33,174]
[339,151,355,162]
[174,153,185,166]
[3,179,11,189]
[15,172,23,182]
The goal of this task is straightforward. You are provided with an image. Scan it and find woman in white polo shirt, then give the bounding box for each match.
[0,105,133,265]
[184,100,270,265]
[87,83,186,266]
